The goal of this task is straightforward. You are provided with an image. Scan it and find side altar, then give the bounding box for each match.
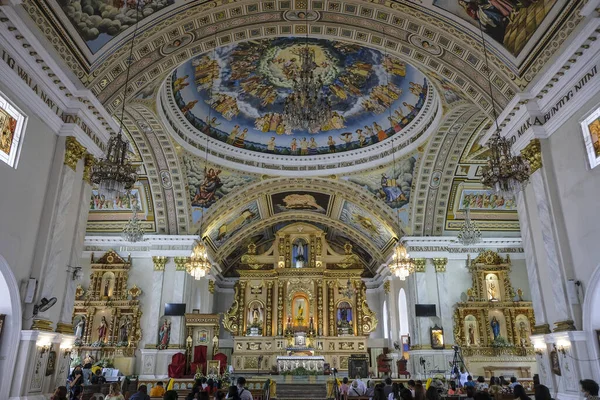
[222,223,377,374]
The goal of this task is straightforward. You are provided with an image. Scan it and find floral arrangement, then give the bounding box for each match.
[70,356,83,368]
[282,366,318,376]
[93,358,115,368]
[490,336,513,348]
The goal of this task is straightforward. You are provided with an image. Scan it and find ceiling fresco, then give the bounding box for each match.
[170,37,428,156]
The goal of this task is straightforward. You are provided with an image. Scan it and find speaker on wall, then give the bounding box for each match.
[415,304,436,317]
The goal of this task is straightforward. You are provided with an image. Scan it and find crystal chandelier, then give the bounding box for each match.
[388,241,414,281]
[121,205,145,243]
[342,279,356,298]
[457,207,481,246]
[186,239,211,280]
[282,14,332,133]
[481,133,529,199]
[91,2,140,201]
[477,22,529,199]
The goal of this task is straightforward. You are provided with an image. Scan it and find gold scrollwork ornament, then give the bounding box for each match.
[361,300,378,333]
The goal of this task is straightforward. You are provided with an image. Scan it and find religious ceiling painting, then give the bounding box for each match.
[87,179,155,232]
[57,0,177,53]
[426,72,468,106]
[433,0,559,56]
[170,37,429,156]
[343,153,419,222]
[445,180,519,231]
[269,191,332,216]
[580,106,600,169]
[206,200,261,249]
[183,154,258,225]
[326,228,374,268]
[338,201,394,250]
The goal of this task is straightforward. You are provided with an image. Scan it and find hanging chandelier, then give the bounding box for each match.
[121,205,145,243]
[282,12,332,133]
[457,207,481,246]
[388,241,414,281]
[91,1,140,201]
[91,134,138,201]
[476,20,529,199]
[186,239,211,280]
[481,133,529,199]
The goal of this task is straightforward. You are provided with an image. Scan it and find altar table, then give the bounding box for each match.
[276,355,325,373]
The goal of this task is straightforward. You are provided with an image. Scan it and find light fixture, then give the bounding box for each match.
[282,5,332,133]
[555,341,569,355]
[342,279,356,298]
[90,2,140,201]
[477,21,529,199]
[389,241,414,281]
[534,344,544,356]
[37,339,51,356]
[457,206,481,246]
[121,197,145,243]
[186,239,211,280]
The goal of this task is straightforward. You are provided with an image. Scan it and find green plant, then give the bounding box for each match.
[490,336,513,348]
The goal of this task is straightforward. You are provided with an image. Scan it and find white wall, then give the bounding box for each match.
[0,82,57,287]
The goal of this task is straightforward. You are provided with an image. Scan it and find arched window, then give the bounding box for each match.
[398,288,409,335]
[383,300,389,339]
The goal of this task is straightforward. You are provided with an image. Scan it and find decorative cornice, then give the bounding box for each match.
[152,256,167,271]
[31,318,54,332]
[553,320,577,332]
[64,136,86,171]
[413,258,426,273]
[55,322,74,334]
[520,139,542,174]
[432,257,448,273]
[531,324,552,335]
[83,153,96,184]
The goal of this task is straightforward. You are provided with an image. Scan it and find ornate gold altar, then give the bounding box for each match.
[72,250,142,374]
[453,251,536,376]
[222,223,377,373]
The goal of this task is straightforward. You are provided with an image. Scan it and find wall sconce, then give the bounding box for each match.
[555,341,569,356]
[37,340,51,356]
[60,343,72,359]
[534,346,544,356]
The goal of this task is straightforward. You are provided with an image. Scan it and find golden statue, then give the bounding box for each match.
[297,303,304,323]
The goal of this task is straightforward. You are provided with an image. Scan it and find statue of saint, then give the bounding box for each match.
[519,321,528,345]
[103,278,111,297]
[119,317,129,343]
[468,324,475,346]
[212,334,219,356]
[297,303,304,321]
[74,317,85,339]
[97,316,108,342]
[488,283,497,300]
[490,316,501,340]
[252,306,260,324]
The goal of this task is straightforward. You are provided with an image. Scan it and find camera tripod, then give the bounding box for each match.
[449,345,469,386]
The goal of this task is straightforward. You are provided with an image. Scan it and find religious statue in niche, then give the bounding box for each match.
[464,315,478,347]
[118,316,131,345]
[293,238,308,268]
[486,274,500,301]
[430,325,444,349]
[157,318,171,350]
[97,316,108,343]
[490,316,501,340]
[212,333,219,356]
[74,316,86,342]
[247,301,264,335]
[337,301,353,335]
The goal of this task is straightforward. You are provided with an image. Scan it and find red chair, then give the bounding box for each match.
[190,345,207,375]
[213,352,228,375]
[377,353,391,377]
[168,353,186,378]
[397,358,411,378]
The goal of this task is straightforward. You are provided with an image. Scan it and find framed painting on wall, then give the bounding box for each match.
[580,106,600,169]
[430,325,444,349]
[550,350,561,376]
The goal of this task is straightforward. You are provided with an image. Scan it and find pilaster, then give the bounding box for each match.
[170,257,188,345]
[147,257,167,346]
[33,136,86,330]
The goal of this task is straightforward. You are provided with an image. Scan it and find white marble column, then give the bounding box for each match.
[170,257,189,345]
[433,258,452,346]
[33,137,86,330]
[56,154,94,333]
[516,192,548,326]
[147,256,167,346]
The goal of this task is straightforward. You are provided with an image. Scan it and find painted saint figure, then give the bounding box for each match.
[490,316,500,340]
[74,317,85,340]
[119,317,129,343]
[158,319,171,349]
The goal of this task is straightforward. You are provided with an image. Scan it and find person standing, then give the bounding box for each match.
[129,385,150,400]
[235,377,252,400]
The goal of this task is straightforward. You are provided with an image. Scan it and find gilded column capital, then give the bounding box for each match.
[174,257,188,271]
[432,257,448,273]
[383,280,390,294]
[82,153,97,184]
[520,138,542,174]
[152,256,168,271]
[64,136,87,171]
[413,258,426,273]
[208,280,215,293]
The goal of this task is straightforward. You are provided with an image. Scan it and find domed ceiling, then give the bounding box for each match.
[167,38,429,158]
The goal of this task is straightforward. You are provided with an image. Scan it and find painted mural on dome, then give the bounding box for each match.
[459,189,517,210]
[58,0,176,53]
[433,0,558,56]
[339,201,394,250]
[183,155,258,226]
[171,38,429,156]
